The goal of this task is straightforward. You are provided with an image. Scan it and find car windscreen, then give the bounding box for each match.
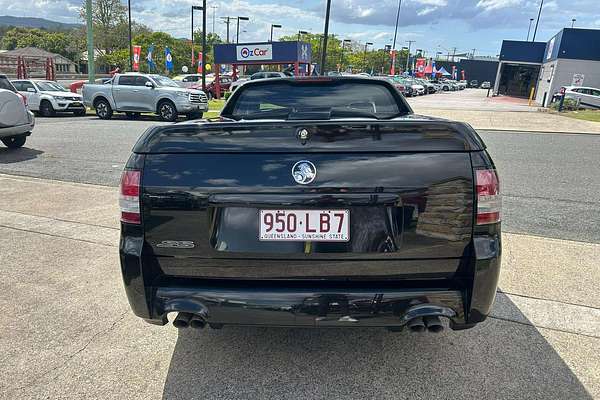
[0,77,16,92]
[36,81,67,92]
[152,76,180,87]
[228,81,407,120]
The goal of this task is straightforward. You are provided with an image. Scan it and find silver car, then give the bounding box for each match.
[82,73,208,121]
[0,74,34,149]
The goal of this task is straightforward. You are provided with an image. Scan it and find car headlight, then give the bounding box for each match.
[53,96,68,100]
[176,92,189,98]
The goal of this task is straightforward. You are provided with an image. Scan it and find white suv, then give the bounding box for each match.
[0,74,34,149]
[563,86,600,109]
[12,79,86,117]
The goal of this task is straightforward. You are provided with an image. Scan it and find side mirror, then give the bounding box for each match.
[145,81,154,88]
[27,87,36,93]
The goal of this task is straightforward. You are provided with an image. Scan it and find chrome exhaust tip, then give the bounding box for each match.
[190,315,206,329]
[424,315,444,333]
[172,312,193,329]
[407,317,426,333]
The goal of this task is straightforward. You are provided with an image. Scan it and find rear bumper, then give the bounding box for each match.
[0,111,34,138]
[120,227,501,330]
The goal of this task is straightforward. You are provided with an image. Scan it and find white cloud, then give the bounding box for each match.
[476,0,522,11]
[417,7,437,16]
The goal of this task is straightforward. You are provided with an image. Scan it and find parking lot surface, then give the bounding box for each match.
[0,175,598,399]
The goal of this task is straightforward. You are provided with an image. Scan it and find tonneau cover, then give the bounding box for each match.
[133,117,486,154]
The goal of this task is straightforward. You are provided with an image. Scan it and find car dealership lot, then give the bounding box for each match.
[1,89,599,399]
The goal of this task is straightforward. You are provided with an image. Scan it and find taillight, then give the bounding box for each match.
[475,169,501,225]
[120,170,141,224]
[17,92,27,106]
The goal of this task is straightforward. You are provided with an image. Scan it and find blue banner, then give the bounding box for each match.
[165,47,173,71]
[147,44,156,71]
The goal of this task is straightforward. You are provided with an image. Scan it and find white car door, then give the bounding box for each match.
[580,88,600,109]
[14,80,41,111]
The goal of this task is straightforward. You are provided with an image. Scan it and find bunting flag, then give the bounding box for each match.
[146,45,156,71]
[165,47,173,71]
[132,45,141,71]
[431,59,436,79]
[197,51,203,73]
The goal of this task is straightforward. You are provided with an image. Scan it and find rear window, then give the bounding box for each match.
[0,76,16,92]
[228,81,407,119]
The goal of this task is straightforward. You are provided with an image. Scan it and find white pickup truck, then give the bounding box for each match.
[82,73,208,121]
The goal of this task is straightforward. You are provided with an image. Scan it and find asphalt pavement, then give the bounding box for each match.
[1,115,599,243]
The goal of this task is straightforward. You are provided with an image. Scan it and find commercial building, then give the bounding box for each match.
[493,28,600,106]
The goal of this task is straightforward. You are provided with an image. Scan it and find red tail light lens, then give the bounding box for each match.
[17,92,27,106]
[476,169,501,225]
[120,170,141,224]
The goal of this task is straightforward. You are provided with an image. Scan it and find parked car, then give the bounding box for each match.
[469,80,479,88]
[415,78,437,94]
[119,77,502,333]
[82,73,208,121]
[562,86,600,109]
[404,78,425,95]
[438,80,455,91]
[457,81,467,90]
[0,74,34,148]
[172,74,212,88]
[229,77,249,92]
[12,79,86,117]
[250,71,290,80]
[380,76,413,97]
[193,75,232,99]
[481,81,491,89]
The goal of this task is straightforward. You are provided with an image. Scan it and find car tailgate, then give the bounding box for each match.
[137,119,481,280]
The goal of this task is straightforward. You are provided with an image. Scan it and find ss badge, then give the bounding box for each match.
[156,240,195,249]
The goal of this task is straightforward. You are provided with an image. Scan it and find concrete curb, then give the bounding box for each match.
[477,128,600,135]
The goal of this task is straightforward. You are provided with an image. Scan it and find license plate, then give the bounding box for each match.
[259,209,349,242]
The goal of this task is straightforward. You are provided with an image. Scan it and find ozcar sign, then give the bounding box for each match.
[236,44,272,61]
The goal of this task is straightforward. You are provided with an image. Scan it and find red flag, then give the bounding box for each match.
[389,50,396,75]
[197,52,203,73]
[132,45,141,71]
[461,70,465,80]
[415,58,426,78]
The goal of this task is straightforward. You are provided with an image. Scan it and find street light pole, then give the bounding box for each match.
[340,39,351,72]
[320,0,332,75]
[571,18,576,28]
[220,17,231,43]
[532,0,544,42]
[526,18,534,41]
[391,0,402,73]
[236,16,249,44]
[191,5,202,70]
[128,0,132,71]
[270,24,282,42]
[201,0,206,91]
[85,0,94,82]
[405,40,414,72]
[363,42,372,72]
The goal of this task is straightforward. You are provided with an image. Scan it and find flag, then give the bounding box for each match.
[461,70,465,80]
[147,45,156,71]
[390,50,396,75]
[431,59,436,79]
[165,47,173,71]
[197,51,203,73]
[132,45,141,71]
[415,58,426,78]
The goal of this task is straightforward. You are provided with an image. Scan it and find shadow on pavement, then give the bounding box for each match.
[0,147,44,164]
[161,298,592,400]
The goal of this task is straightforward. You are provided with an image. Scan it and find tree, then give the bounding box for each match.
[0,27,84,62]
[79,0,128,54]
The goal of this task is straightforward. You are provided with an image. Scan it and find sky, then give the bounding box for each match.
[2,0,599,57]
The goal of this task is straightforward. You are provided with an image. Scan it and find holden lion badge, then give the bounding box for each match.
[292,160,317,185]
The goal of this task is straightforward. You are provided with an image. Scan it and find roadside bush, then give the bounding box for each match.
[550,98,580,111]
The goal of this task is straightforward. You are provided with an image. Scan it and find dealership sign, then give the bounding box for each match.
[236,44,273,61]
